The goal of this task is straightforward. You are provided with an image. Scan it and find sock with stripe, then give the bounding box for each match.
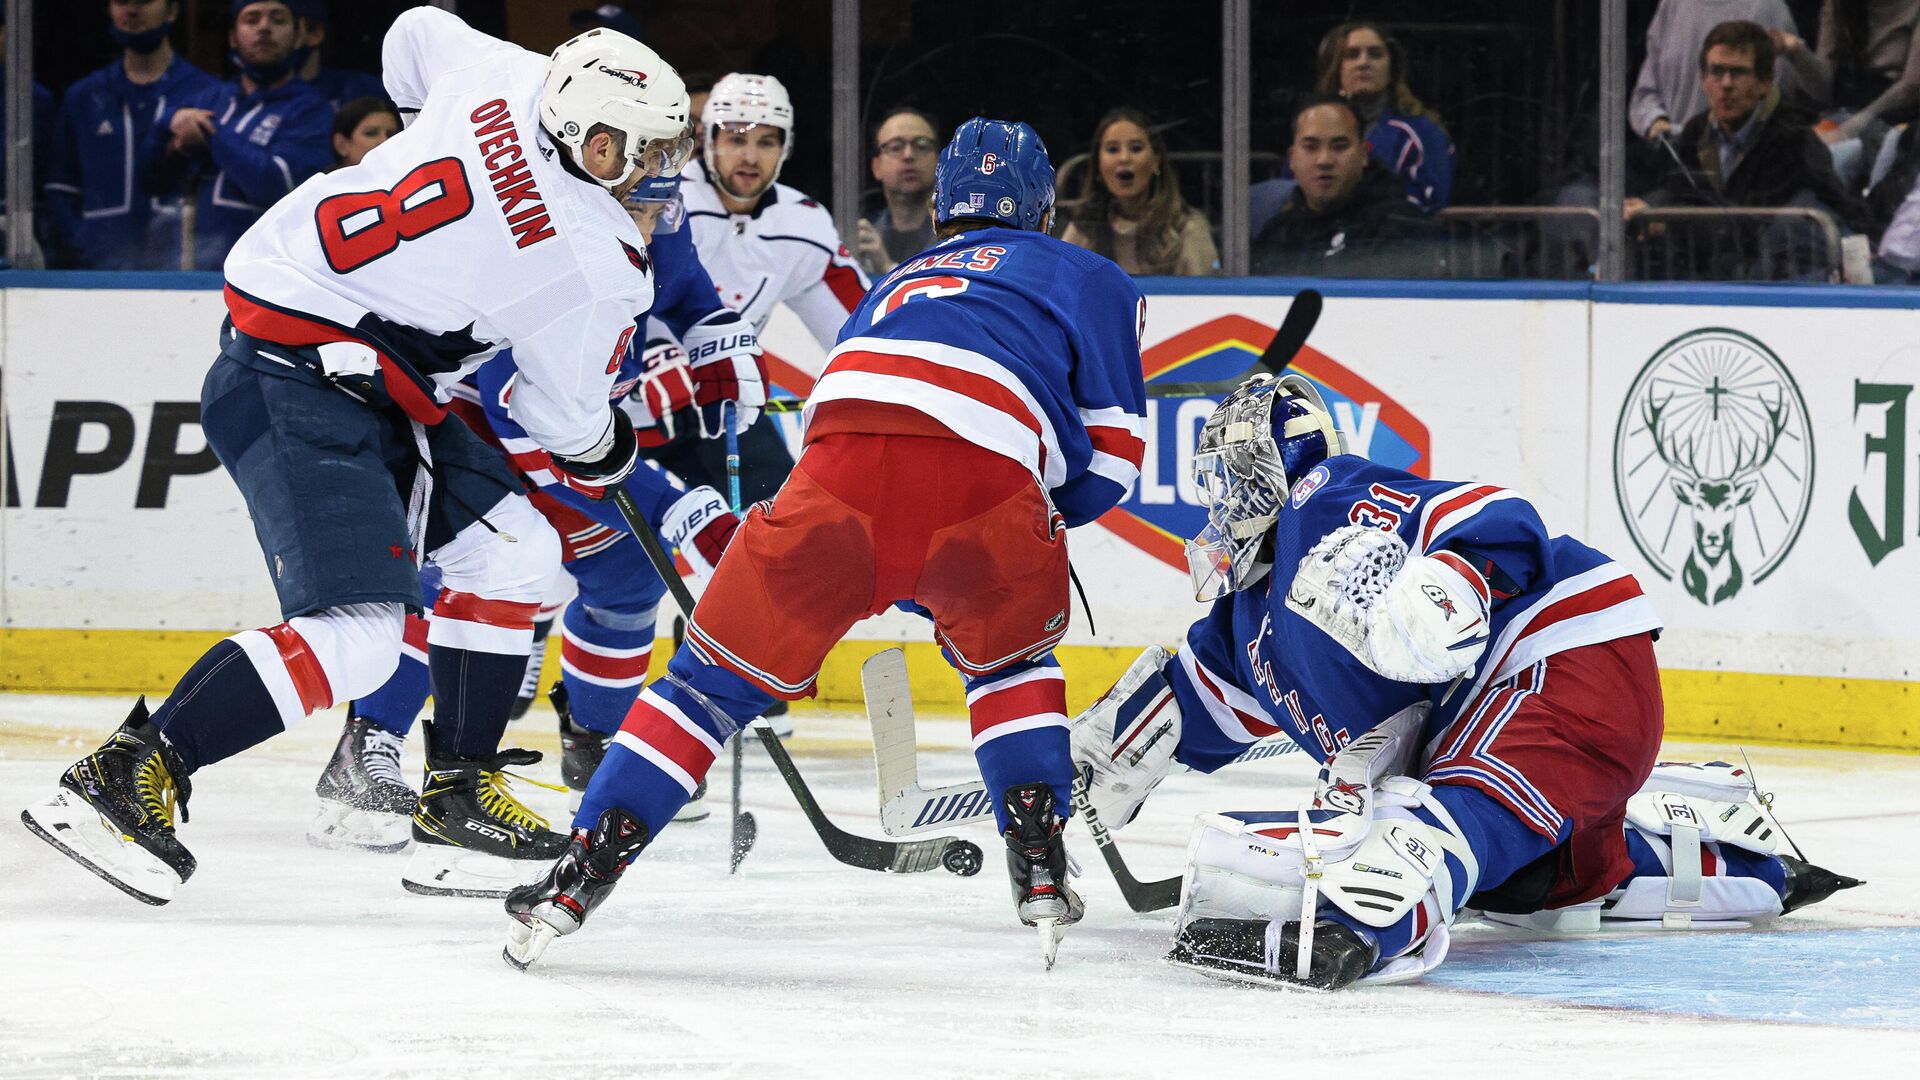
[148,640,287,773]
[575,646,769,833]
[963,658,1073,832]
[557,600,656,736]
[427,590,537,759]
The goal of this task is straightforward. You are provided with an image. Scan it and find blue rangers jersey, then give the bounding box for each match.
[1169,453,1661,772]
[164,75,335,270]
[810,227,1148,527]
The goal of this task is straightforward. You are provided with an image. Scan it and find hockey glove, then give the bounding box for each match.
[683,309,766,438]
[623,338,699,448]
[1070,645,1180,829]
[548,409,638,501]
[1287,525,1489,684]
[659,485,741,588]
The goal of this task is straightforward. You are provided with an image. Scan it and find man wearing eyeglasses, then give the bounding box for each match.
[855,106,939,276]
[1631,19,1866,278]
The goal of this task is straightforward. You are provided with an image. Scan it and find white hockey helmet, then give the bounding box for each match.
[541,27,693,191]
[701,72,795,179]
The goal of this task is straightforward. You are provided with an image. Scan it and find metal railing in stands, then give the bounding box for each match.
[1627,206,1844,283]
[1435,206,1600,280]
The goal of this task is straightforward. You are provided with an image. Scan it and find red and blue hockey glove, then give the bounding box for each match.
[683,309,766,438]
[548,409,638,501]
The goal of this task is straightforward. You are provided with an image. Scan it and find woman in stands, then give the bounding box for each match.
[1316,21,1454,213]
[330,97,400,170]
[1060,107,1220,276]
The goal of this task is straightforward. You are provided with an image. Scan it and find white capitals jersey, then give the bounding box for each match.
[222,7,651,458]
[678,159,869,360]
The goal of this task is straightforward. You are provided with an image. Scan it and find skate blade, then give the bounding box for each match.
[20,793,178,906]
[401,843,550,899]
[1164,951,1335,992]
[1037,917,1067,970]
[307,802,411,854]
[503,916,561,971]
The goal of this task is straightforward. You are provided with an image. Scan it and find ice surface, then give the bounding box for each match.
[2,693,1915,1078]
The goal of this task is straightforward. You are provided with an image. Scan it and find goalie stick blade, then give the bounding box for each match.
[1071,786,1182,913]
[864,648,998,836]
[1149,288,1323,397]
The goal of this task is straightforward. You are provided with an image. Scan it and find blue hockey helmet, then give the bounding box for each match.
[1186,374,1347,601]
[933,118,1055,232]
[627,169,682,203]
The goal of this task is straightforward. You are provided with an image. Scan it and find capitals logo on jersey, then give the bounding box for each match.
[1100,313,1432,570]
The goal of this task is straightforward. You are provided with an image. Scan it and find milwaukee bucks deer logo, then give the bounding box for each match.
[1614,329,1813,606]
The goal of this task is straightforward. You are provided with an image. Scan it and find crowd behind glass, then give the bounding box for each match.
[9,0,1919,285]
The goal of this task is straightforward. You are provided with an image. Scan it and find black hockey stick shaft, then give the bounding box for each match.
[606,485,965,875]
[1071,784,1181,912]
[1147,288,1324,397]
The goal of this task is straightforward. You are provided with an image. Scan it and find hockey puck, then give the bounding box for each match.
[941,840,984,876]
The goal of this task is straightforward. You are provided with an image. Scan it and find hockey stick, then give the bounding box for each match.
[721,403,756,874]
[758,289,1323,418]
[1144,287,1323,397]
[1070,781,1182,913]
[606,482,979,877]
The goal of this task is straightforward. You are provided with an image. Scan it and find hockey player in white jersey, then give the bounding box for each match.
[652,72,870,507]
[16,10,765,905]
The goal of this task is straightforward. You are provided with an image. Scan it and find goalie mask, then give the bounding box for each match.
[1186,373,1346,602]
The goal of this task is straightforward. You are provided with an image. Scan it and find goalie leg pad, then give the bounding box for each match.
[1604,761,1792,927]
[1175,778,1479,984]
[1069,645,1179,829]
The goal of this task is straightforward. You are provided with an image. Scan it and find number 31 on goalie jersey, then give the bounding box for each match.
[873,275,969,323]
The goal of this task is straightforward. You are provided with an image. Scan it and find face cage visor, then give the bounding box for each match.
[1184,445,1282,602]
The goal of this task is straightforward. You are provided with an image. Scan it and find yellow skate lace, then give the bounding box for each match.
[476,769,566,833]
[133,756,182,830]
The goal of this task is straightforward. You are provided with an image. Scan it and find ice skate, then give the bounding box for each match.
[555,683,708,821]
[503,807,651,970]
[1001,783,1084,969]
[308,712,416,853]
[403,741,569,898]
[1168,918,1378,991]
[1780,853,1863,913]
[20,698,195,905]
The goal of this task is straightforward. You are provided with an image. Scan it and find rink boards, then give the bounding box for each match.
[0,273,1914,750]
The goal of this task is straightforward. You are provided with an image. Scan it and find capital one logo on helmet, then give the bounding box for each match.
[1102,314,1431,571]
[1612,328,1813,607]
[597,66,649,87]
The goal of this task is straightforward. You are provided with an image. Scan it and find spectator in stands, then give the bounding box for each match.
[1061,107,1219,276]
[1813,0,1920,190]
[157,0,332,270]
[0,11,55,265]
[1632,20,1869,277]
[1632,1,1830,149]
[1252,96,1434,278]
[293,1,385,112]
[330,97,399,170]
[43,0,217,270]
[854,106,937,275]
[1313,20,1454,213]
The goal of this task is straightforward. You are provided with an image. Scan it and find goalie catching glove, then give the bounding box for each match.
[659,485,740,589]
[1069,645,1180,829]
[1285,524,1491,684]
[549,409,638,501]
[681,309,766,437]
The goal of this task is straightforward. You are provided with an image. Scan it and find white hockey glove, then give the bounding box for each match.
[623,338,698,447]
[682,309,766,438]
[1287,525,1490,684]
[660,485,741,589]
[1069,645,1180,830]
